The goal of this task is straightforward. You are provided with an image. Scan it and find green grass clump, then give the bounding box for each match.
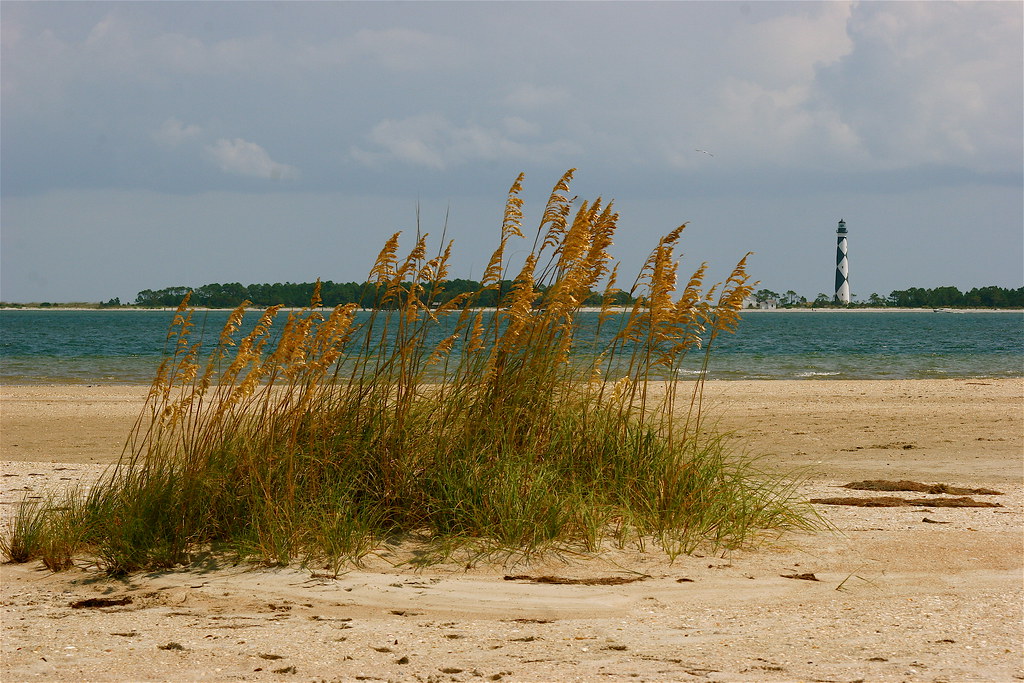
[3,170,815,573]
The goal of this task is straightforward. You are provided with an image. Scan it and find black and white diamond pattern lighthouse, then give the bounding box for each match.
[834,219,850,304]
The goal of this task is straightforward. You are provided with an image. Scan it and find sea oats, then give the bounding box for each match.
[502,172,526,239]
[538,169,575,254]
[9,171,813,574]
[369,232,402,283]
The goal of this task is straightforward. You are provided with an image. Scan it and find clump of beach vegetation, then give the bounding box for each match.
[2,170,814,574]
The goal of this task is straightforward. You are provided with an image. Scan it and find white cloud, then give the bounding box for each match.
[502,117,541,137]
[502,84,570,110]
[3,1,1019,196]
[352,114,579,170]
[356,115,449,169]
[205,138,299,180]
[348,28,458,71]
[723,3,854,87]
[150,32,210,74]
[814,2,1022,171]
[296,27,458,71]
[84,14,127,48]
[1,24,73,114]
[658,3,859,170]
[660,1,1021,175]
[5,10,453,104]
[153,118,203,146]
[666,77,865,171]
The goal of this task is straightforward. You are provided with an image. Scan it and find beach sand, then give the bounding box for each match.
[2,379,1022,682]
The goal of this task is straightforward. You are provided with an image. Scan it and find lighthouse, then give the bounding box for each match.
[834,219,850,304]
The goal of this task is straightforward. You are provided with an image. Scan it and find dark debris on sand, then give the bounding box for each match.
[842,480,1003,495]
[502,574,651,585]
[811,496,1002,508]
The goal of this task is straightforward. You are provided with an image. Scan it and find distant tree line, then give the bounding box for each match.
[750,285,1024,309]
[883,285,1024,308]
[133,280,635,309]
[4,283,1020,310]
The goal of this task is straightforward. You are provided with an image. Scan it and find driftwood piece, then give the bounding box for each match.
[503,574,650,586]
[70,596,133,609]
[842,480,1003,495]
[811,496,1002,508]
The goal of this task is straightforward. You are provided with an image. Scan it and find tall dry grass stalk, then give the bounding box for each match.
[5,171,815,573]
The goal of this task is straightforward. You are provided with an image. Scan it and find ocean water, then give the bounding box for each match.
[1,309,1021,384]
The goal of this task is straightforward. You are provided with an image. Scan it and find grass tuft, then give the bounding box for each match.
[1,498,46,564]
[3,171,817,572]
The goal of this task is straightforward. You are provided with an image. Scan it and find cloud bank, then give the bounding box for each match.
[1,1,1020,303]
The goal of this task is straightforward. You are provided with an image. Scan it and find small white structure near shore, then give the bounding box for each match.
[743,297,778,310]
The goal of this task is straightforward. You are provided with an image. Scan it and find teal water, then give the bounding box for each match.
[1,309,1021,384]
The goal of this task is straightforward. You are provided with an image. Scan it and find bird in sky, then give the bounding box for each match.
[695,149,714,157]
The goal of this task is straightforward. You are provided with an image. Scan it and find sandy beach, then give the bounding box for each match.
[2,379,1022,682]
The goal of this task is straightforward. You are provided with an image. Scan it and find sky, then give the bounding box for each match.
[2,1,1021,304]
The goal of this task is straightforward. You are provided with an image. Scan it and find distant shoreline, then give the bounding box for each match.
[2,305,1022,314]
[738,307,1024,314]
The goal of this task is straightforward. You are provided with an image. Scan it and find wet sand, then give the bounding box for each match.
[2,378,1022,682]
